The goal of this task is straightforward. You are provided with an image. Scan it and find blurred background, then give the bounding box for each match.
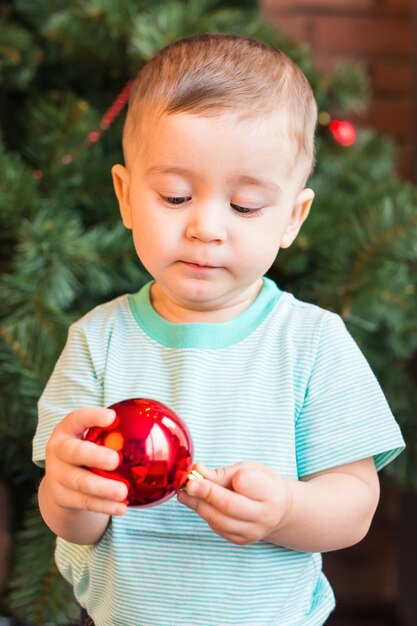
[0,0,416,624]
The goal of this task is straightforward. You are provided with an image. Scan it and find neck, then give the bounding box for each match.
[150,280,264,323]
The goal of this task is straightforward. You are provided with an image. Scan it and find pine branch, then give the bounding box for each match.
[348,210,417,290]
[8,496,79,625]
[2,1,417,623]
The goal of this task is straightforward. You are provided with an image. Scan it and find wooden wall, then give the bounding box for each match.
[261,0,416,178]
[260,3,416,623]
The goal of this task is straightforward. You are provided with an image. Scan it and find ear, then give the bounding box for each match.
[280,188,314,249]
[111,164,132,229]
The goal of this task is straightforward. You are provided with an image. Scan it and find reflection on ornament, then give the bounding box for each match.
[85,398,193,508]
[329,120,356,147]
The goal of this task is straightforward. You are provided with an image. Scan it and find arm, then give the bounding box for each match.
[178,457,379,552]
[38,407,128,545]
[267,457,379,551]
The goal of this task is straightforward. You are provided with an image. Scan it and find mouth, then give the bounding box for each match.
[180,261,219,271]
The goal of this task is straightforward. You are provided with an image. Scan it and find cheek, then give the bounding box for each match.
[230,236,278,279]
[240,225,282,263]
[258,232,284,273]
[256,242,281,269]
[131,211,176,265]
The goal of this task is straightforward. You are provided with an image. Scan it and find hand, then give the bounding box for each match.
[178,462,292,545]
[44,407,128,517]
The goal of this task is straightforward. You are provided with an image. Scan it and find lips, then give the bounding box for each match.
[181,260,218,269]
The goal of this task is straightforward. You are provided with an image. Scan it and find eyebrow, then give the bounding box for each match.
[234,174,282,194]
[144,165,281,193]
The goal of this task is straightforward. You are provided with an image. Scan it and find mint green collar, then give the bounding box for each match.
[128,277,281,349]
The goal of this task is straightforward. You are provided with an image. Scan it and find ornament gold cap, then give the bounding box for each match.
[181,468,204,492]
[188,468,204,481]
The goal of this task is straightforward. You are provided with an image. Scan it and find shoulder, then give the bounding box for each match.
[62,293,139,361]
[71,293,133,339]
[59,293,140,383]
[276,291,336,326]
[267,287,346,352]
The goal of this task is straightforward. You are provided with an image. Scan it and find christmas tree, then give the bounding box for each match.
[1,0,416,623]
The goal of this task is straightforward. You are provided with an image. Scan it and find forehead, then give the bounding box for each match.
[129,111,299,182]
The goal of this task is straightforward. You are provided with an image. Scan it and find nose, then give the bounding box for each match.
[185,203,227,244]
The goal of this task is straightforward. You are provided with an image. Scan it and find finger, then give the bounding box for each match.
[181,478,261,522]
[191,463,240,489]
[83,496,127,517]
[59,438,121,471]
[59,465,128,502]
[57,484,127,517]
[62,407,117,438]
[178,491,258,542]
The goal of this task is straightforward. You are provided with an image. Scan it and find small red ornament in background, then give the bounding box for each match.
[85,398,193,508]
[329,119,356,147]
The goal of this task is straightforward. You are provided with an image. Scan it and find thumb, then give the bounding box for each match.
[232,468,273,502]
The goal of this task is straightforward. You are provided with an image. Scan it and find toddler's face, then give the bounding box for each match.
[112,111,313,321]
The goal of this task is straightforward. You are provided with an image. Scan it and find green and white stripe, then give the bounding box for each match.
[33,277,404,625]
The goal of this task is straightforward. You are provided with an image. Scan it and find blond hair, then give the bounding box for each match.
[123,33,317,175]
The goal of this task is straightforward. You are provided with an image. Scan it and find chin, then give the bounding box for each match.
[178,287,227,311]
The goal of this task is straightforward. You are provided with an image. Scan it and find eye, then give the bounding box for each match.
[231,203,261,216]
[161,195,191,205]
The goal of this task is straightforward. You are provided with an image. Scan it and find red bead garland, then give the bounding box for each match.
[33,77,134,179]
[31,79,357,181]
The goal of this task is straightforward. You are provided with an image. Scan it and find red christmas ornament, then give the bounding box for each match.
[329,119,356,147]
[85,398,193,507]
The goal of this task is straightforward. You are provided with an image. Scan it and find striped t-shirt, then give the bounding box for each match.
[33,277,404,626]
